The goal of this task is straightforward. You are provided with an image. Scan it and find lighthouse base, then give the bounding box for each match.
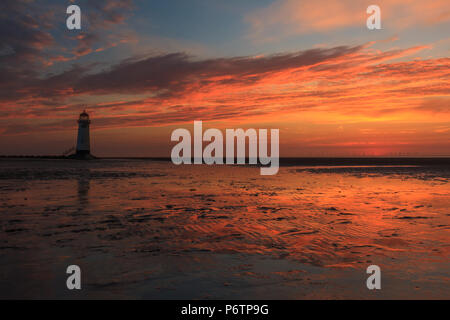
[68,150,96,160]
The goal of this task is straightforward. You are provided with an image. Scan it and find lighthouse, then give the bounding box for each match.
[76,110,91,157]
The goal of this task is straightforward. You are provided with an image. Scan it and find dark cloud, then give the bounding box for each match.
[76,46,363,96]
[0,45,364,104]
[0,0,135,105]
[0,1,54,72]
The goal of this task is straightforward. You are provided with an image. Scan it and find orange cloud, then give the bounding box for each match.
[1,42,448,156]
[2,44,448,130]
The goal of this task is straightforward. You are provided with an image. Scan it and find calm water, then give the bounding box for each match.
[0,159,449,299]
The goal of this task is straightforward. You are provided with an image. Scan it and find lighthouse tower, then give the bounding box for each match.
[76,110,91,157]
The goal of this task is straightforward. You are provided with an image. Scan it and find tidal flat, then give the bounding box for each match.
[0,159,449,299]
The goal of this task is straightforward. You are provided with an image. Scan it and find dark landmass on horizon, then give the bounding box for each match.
[1,156,449,166]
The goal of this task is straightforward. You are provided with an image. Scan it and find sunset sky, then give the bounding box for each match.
[0,0,449,157]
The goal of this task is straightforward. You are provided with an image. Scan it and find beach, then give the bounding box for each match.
[0,159,449,299]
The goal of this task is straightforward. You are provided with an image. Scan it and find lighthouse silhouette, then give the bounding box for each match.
[75,110,92,158]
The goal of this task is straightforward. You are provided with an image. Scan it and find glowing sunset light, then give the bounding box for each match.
[0,1,448,157]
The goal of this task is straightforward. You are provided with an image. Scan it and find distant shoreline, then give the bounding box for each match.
[1,156,449,166]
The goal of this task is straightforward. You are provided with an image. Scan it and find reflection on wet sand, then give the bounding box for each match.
[77,169,90,206]
[0,159,448,299]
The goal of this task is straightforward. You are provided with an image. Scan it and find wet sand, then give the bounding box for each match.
[0,159,449,299]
